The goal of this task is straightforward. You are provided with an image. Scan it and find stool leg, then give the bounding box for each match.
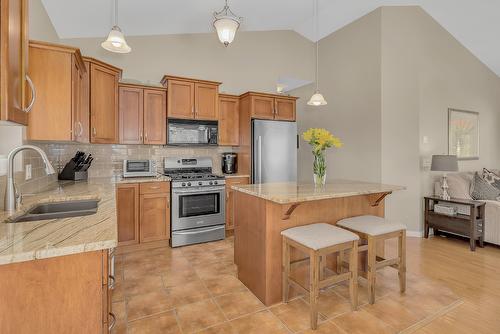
[282,238,290,303]
[398,231,407,293]
[319,255,325,280]
[349,242,358,311]
[309,251,320,330]
[367,236,377,304]
[337,250,344,274]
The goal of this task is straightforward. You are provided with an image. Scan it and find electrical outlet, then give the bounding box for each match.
[25,164,32,180]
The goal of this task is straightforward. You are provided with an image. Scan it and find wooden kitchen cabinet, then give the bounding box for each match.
[162,75,220,121]
[0,0,30,125]
[86,57,121,144]
[225,176,250,230]
[26,41,87,141]
[119,83,167,145]
[116,183,140,246]
[218,94,240,146]
[116,182,170,247]
[0,250,114,334]
[240,92,297,121]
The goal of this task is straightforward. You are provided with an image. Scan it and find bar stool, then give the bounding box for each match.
[337,215,406,304]
[281,223,359,330]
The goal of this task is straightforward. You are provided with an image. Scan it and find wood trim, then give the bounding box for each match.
[29,40,86,73]
[83,56,122,78]
[367,192,391,207]
[161,74,222,87]
[239,91,299,100]
[119,82,166,91]
[282,203,301,220]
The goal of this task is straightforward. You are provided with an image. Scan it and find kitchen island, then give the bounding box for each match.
[232,180,405,306]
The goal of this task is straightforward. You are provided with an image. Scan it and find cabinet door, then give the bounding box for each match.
[195,82,218,120]
[250,95,275,120]
[116,184,139,246]
[167,79,194,119]
[75,61,90,143]
[144,89,167,144]
[0,0,29,125]
[90,63,119,143]
[218,96,239,146]
[225,177,249,230]
[119,86,143,144]
[140,193,170,243]
[274,98,296,121]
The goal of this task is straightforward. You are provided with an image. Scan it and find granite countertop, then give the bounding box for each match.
[231,180,405,204]
[115,174,171,184]
[223,174,251,179]
[0,179,119,265]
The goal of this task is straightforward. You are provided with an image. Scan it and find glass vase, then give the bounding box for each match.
[313,151,327,186]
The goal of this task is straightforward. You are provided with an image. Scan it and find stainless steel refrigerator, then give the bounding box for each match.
[252,120,297,184]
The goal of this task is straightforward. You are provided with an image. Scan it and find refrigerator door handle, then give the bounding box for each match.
[257,135,263,184]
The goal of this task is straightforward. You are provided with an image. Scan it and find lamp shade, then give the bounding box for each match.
[213,16,240,46]
[307,92,327,106]
[430,155,458,172]
[101,26,131,53]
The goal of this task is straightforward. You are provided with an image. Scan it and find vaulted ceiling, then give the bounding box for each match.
[41,0,500,76]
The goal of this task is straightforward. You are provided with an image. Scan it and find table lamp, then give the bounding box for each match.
[431,155,458,200]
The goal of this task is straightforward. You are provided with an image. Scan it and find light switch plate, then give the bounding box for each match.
[25,164,32,180]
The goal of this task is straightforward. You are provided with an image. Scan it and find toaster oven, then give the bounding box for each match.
[123,159,157,178]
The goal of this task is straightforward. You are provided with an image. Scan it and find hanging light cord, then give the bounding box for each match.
[114,0,118,27]
[315,0,319,92]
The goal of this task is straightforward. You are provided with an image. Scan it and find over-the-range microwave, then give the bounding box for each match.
[167,119,218,146]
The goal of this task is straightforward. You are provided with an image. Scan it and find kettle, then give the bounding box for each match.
[221,153,237,174]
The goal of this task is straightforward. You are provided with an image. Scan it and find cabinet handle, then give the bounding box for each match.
[149,186,160,189]
[145,133,148,141]
[108,312,116,331]
[76,122,83,137]
[167,196,170,208]
[92,127,97,136]
[23,75,36,113]
[108,275,115,290]
[140,131,143,141]
[274,100,278,117]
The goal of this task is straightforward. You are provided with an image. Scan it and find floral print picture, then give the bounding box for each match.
[448,109,479,160]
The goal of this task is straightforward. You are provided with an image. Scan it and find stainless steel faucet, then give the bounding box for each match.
[4,145,56,211]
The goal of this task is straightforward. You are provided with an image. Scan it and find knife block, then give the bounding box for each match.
[58,160,89,181]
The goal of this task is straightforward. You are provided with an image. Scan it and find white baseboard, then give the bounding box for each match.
[406,230,424,237]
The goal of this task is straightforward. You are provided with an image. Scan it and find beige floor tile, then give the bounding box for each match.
[175,299,226,333]
[167,280,211,307]
[299,321,345,334]
[362,295,424,331]
[162,266,199,288]
[124,274,164,297]
[215,290,266,320]
[195,260,237,279]
[306,288,352,319]
[333,280,370,306]
[127,290,175,321]
[331,308,396,334]
[203,274,247,296]
[196,322,236,334]
[183,251,221,266]
[229,310,290,334]
[270,298,326,333]
[127,311,181,334]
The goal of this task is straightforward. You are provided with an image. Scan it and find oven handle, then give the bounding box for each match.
[173,187,225,194]
[173,225,225,235]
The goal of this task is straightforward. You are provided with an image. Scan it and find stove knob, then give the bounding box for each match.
[214,181,218,185]
[181,182,186,187]
[187,182,191,186]
[198,182,203,186]
[209,181,213,185]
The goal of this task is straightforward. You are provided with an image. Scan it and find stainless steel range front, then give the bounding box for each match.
[163,157,225,247]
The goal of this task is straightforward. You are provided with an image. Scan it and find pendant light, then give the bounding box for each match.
[213,0,242,47]
[101,0,131,53]
[307,0,327,106]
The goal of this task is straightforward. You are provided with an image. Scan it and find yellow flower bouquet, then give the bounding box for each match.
[302,128,343,186]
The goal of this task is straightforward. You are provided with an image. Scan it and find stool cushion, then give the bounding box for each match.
[337,215,406,236]
[281,223,359,250]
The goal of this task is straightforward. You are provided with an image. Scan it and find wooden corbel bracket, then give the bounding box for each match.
[367,192,392,207]
[282,203,301,220]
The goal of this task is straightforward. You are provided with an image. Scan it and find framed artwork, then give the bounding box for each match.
[448,108,479,160]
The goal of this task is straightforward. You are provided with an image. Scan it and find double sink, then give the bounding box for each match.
[7,199,99,223]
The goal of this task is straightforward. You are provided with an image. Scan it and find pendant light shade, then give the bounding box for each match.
[102,0,131,53]
[213,0,242,47]
[101,26,131,53]
[308,91,327,106]
[308,0,327,106]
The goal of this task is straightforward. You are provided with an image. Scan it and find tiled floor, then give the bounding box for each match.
[110,236,472,333]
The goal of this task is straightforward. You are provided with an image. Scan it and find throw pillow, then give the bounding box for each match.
[482,168,500,190]
[470,172,500,200]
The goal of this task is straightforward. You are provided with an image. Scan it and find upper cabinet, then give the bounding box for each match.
[86,57,122,144]
[218,94,239,146]
[26,41,88,142]
[161,75,221,121]
[119,83,167,145]
[0,0,30,125]
[240,92,297,121]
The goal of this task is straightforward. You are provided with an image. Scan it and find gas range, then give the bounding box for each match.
[162,158,225,188]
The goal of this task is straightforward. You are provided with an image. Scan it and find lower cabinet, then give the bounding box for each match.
[225,176,250,230]
[116,182,170,246]
[0,249,114,334]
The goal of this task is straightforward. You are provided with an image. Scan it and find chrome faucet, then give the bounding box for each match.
[4,145,56,211]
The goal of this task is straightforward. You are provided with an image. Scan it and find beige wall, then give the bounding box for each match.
[28,0,59,42]
[295,9,382,183]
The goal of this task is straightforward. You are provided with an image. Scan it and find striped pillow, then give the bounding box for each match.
[471,172,500,201]
[482,168,500,191]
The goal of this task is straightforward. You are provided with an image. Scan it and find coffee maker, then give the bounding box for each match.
[221,153,237,174]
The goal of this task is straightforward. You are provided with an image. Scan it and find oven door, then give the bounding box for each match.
[171,187,225,231]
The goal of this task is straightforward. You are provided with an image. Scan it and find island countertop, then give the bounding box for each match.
[0,179,118,265]
[231,180,405,204]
